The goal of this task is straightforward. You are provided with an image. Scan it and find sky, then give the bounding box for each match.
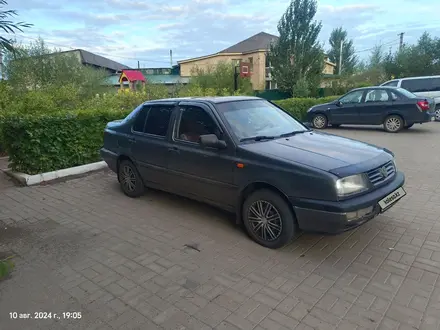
[8,0,440,69]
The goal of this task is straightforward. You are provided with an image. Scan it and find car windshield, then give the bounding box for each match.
[217,100,307,141]
[396,88,417,99]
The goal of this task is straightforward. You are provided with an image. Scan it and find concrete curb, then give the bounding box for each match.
[5,161,108,186]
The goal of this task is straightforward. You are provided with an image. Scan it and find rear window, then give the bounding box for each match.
[382,80,398,87]
[401,78,435,92]
[395,88,417,99]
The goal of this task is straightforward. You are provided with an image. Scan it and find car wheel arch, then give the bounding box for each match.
[236,182,296,225]
[116,155,134,182]
[382,113,406,125]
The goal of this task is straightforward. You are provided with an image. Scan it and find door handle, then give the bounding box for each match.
[168,146,180,154]
[128,137,136,143]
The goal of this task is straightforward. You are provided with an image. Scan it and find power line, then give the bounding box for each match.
[13,34,174,64]
[353,39,400,54]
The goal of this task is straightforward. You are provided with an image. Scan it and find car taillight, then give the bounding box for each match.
[416,100,430,111]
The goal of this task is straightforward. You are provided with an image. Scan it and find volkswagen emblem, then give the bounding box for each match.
[379,166,388,178]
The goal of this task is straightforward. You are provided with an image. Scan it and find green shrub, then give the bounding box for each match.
[1,91,341,175]
[274,96,340,120]
[1,108,132,174]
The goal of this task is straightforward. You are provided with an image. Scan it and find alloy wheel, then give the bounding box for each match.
[247,200,283,242]
[385,117,401,132]
[313,115,326,129]
[122,165,136,192]
[436,108,440,121]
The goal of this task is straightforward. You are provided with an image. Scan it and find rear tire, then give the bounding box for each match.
[383,115,404,133]
[242,189,297,249]
[118,160,145,198]
[404,124,413,129]
[312,114,328,129]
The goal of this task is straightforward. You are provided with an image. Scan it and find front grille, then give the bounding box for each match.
[366,161,396,186]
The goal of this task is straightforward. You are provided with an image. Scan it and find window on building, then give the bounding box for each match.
[144,105,174,136]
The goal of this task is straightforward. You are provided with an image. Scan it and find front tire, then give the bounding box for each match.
[242,189,297,249]
[383,115,404,133]
[118,160,145,198]
[312,114,328,129]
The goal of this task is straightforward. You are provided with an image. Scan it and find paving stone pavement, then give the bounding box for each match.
[1,123,440,330]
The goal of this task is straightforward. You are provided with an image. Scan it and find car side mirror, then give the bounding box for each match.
[199,134,227,149]
[335,100,342,107]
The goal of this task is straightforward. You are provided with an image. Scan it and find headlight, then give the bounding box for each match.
[335,174,369,197]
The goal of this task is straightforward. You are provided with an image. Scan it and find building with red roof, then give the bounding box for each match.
[119,70,146,90]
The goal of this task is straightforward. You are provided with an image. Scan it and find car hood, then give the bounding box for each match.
[309,101,336,110]
[239,131,393,177]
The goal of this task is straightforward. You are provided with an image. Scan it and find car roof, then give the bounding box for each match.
[350,86,400,91]
[143,95,262,105]
[393,75,440,81]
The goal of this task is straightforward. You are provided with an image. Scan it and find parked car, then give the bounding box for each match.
[307,87,436,132]
[101,96,406,249]
[381,75,440,121]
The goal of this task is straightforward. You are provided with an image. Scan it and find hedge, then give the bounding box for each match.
[0,95,340,175]
[274,95,339,120]
[1,108,131,175]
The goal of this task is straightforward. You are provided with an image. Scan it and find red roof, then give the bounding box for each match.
[121,70,146,82]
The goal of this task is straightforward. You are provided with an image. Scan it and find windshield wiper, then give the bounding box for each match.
[240,135,276,142]
[279,130,310,138]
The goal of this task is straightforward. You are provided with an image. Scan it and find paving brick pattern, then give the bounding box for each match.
[1,123,440,330]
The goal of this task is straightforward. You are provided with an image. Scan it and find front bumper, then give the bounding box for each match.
[291,171,405,234]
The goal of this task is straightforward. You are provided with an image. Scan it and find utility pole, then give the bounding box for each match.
[233,66,239,91]
[137,60,140,69]
[170,50,173,68]
[398,32,404,51]
[0,51,3,80]
[338,41,343,75]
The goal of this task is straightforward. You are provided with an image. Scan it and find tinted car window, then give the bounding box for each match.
[217,100,306,141]
[401,78,433,92]
[132,106,149,132]
[365,89,389,102]
[432,78,440,91]
[339,90,364,104]
[144,105,173,136]
[176,106,220,143]
[383,80,398,87]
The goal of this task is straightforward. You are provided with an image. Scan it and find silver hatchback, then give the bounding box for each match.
[381,76,440,121]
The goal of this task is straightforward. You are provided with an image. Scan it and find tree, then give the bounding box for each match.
[0,0,31,52]
[268,0,324,96]
[183,61,253,95]
[3,38,109,101]
[368,44,385,69]
[383,32,440,79]
[327,27,357,75]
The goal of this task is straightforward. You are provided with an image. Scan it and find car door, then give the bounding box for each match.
[166,101,237,210]
[330,90,365,124]
[130,103,177,188]
[357,89,392,124]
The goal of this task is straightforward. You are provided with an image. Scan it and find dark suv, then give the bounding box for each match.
[101,96,406,249]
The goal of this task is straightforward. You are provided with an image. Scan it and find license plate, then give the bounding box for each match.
[378,187,406,211]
